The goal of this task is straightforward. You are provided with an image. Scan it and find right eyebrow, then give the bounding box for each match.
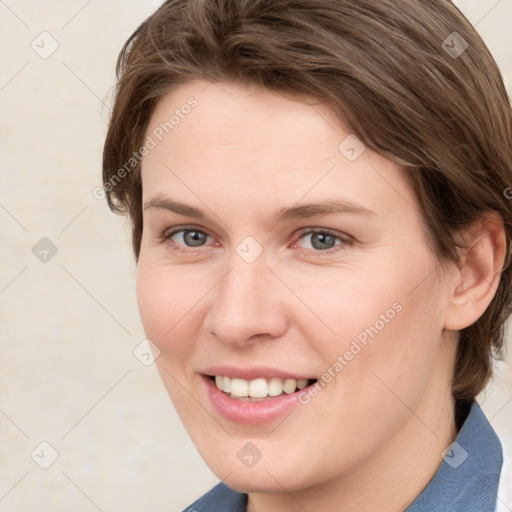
[143,197,206,218]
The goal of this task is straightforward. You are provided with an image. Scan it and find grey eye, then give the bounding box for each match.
[300,232,341,251]
[172,229,208,247]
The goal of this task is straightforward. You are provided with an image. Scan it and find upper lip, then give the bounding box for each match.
[200,365,315,381]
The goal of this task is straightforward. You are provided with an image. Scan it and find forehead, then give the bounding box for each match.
[141,80,419,221]
[145,79,339,162]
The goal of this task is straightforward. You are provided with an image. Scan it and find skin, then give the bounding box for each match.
[136,79,506,511]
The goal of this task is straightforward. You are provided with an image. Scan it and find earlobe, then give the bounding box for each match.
[443,212,507,331]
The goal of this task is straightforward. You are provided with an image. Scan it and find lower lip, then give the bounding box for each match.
[203,376,308,425]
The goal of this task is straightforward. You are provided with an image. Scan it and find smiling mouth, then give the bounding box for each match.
[210,375,317,401]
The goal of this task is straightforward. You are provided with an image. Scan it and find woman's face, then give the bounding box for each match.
[137,80,457,493]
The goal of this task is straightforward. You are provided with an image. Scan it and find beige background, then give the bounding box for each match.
[0,1,511,510]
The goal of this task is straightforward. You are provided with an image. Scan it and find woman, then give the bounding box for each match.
[102,1,512,510]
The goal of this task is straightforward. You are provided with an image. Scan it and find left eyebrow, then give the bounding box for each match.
[273,200,377,223]
[143,196,377,221]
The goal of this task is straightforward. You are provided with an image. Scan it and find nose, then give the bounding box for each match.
[202,252,289,347]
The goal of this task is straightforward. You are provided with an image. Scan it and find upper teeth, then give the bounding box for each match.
[215,376,308,398]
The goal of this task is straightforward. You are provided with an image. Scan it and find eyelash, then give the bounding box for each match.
[160,226,353,256]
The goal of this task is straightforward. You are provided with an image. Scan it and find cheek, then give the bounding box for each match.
[324,270,446,429]
[136,252,201,332]
[135,258,200,363]
[278,258,429,361]
[299,246,445,404]
[136,259,205,413]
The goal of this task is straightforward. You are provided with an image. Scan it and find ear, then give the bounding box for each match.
[443,211,508,331]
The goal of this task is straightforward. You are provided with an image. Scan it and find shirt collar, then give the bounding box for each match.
[406,400,503,512]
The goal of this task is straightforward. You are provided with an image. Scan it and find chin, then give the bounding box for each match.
[194,436,326,494]
[211,461,312,494]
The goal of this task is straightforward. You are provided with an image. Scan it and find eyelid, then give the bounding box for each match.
[163,225,210,239]
[294,227,351,242]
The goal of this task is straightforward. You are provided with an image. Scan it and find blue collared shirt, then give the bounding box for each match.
[183,401,503,512]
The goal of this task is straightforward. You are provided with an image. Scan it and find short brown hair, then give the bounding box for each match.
[103,0,512,403]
